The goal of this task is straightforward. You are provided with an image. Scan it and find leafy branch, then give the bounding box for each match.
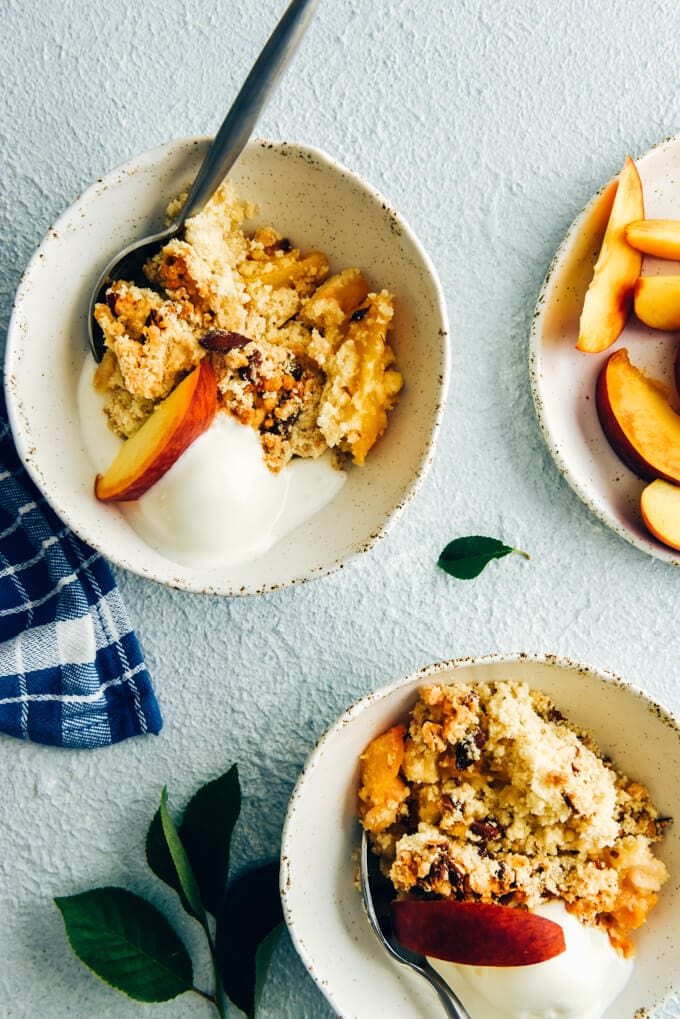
[54,765,283,1017]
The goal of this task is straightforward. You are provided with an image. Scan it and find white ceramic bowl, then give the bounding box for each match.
[4,138,449,595]
[281,653,680,1019]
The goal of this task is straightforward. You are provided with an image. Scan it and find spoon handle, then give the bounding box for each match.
[418,959,473,1019]
[178,0,319,224]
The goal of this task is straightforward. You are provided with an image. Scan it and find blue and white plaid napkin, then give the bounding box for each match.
[0,392,162,748]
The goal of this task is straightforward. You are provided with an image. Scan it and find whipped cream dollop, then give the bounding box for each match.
[78,358,345,568]
[429,901,633,1019]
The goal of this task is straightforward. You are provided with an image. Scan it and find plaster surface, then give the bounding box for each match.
[1,1,679,1017]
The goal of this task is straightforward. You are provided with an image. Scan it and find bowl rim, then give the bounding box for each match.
[280,650,680,1016]
[4,136,450,596]
[282,651,680,791]
[528,133,680,568]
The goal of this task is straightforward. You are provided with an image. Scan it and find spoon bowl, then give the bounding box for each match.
[87,222,178,360]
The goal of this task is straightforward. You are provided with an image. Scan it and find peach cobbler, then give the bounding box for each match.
[358,680,670,957]
[92,180,402,473]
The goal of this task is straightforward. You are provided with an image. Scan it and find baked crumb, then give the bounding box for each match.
[358,681,670,957]
[93,181,402,468]
[212,338,326,471]
[92,350,156,438]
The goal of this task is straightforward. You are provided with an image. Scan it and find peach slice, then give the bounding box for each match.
[596,348,680,482]
[577,156,644,353]
[633,276,680,331]
[95,360,217,502]
[641,479,680,551]
[358,725,408,834]
[391,900,566,967]
[625,218,680,259]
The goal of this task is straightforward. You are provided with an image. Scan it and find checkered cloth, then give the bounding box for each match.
[0,393,162,747]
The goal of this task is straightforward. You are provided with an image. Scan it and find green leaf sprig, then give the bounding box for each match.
[54,765,282,1017]
[438,535,530,580]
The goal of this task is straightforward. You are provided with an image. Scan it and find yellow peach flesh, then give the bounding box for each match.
[641,479,680,551]
[634,275,680,331]
[95,360,217,502]
[596,349,680,482]
[577,156,644,353]
[625,218,680,260]
[358,724,409,834]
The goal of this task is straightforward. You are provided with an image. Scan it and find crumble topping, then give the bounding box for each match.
[213,338,327,471]
[93,181,402,472]
[358,681,670,957]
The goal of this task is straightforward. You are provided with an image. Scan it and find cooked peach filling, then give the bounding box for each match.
[358,681,670,957]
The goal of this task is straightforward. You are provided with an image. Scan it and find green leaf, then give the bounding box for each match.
[146,809,187,909]
[180,765,241,916]
[159,787,207,924]
[438,535,530,580]
[180,765,241,917]
[146,766,241,918]
[215,861,284,1018]
[254,923,284,1015]
[54,887,193,1003]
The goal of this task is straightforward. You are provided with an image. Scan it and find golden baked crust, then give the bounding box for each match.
[358,681,670,956]
[93,181,402,471]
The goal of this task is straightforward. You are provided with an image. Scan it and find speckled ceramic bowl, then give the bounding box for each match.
[281,652,680,1019]
[5,138,449,595]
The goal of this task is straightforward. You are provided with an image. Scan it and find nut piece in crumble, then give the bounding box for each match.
[358,680,670,957]
[93,180,403,473]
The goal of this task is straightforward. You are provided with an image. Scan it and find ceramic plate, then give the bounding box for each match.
[280,653,680,1019]
[530,134,680,565]
[5,138,449,595]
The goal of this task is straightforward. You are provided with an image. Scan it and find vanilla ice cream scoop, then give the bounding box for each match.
[78,361,345,568]
[429,901,632,1019]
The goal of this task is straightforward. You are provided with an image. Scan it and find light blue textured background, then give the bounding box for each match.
[1,1,679,1017]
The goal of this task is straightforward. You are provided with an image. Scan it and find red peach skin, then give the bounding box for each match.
[596,349,680,483]
[641,479,680,551]
[391,900,566,967]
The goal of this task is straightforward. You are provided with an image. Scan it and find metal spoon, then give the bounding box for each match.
[360,830,473,1019]
[87,0,318,362]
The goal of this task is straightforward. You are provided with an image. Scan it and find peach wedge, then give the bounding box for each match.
[577,156,644,353]
[641,479,680,551]
[95,360,217,502]
[625,218,680,260]
[634,275,680,331]
[391,900,566,967]
[358,724,408,834]
[596,348,680,482]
